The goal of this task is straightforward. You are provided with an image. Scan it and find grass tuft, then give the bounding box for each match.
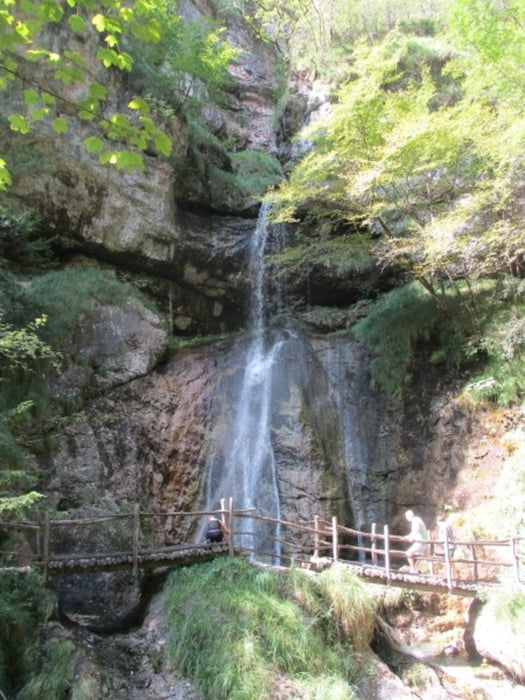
[163,558,369,699]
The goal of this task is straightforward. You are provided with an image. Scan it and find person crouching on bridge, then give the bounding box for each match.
[404,509,430,574]
[205,516,229,544]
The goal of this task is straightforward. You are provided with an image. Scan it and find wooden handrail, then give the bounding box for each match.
[1,503,523,591]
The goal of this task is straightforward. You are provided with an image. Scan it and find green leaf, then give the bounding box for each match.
[64,49,88,68]
[4,57,18,74]
[52,117,69,134]
[78,107,96,121]
[84,136,104,153]
[115,150,144,171]
[0,159,13,190]
[68,14,85,34]
[23,88,40,105]
[36,0,64,23]
[54,66,83,84]
[105,33,119,48]
[154,130,172,156]
[96,46,119,67]
[128,97,150,115]
[88,81,107,100]
[139,115,155,133]
[8,114,30,133]
[117,51,133,71]
[25,48,51,62]
[99,150,144,171]
[28,106,48,121]
[91,13,108,32]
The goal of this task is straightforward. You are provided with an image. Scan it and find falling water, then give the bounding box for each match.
[206,201,283,561]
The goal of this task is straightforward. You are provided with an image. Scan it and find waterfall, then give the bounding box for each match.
[205,202,283,561]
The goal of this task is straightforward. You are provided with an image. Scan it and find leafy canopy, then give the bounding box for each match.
[0,0,173,185]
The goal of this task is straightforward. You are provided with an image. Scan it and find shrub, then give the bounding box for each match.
[0,570,56,696]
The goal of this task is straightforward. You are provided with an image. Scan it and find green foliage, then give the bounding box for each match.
[268,10,525,405]
[132,0,237,108]
[16,637,76,700]
[26,267,166,347]
[0,292,60,515]
[316,565,376,650]
[170,330,241,351]
[0,313,56,375]
[448,0,525,106]
[0,569,56,696]
[238,0,449,78]
[353,275,525,403]
[0,0,173,183]
[163,558,367,699]
[0,207,55,268]
[0,269,164,517]
[272,234,376,282]
[230,151,283,199]
[353,283,440,395]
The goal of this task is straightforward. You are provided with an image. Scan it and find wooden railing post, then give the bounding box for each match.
[132,503,140,577]
[470,543,478,584]
[228,497,234,556]
[43,514,50,583]
[314,515,320,559]
[371,523,377,566]
[384,525,390,583]
[332,516,339,562]
[444,528,453,591]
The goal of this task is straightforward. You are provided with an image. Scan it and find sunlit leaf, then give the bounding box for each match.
[91,13,107,32]
[154,131,172,156]
[96,46,118,67]
[7,114,30,133]
[0,159,13,190]
[128,97,150,115]
[25,48,51,61]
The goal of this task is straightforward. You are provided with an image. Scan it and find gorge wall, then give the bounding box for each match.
[0,0,512,632]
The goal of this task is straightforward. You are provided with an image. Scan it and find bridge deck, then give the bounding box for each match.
[341,561,479,596]
[45,543,232,575]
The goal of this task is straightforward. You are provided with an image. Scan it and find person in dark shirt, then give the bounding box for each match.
[205,516,229,543]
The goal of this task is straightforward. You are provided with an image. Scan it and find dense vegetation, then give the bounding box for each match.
[0,569,61,698]
[265,0,525,404]
[164,558,376,699]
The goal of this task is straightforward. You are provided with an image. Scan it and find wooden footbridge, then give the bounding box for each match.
[1,500,523,597]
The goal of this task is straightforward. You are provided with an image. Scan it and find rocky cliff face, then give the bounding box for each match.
[0,0,515,650]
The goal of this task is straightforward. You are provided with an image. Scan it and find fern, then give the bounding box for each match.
[353,282,439,395]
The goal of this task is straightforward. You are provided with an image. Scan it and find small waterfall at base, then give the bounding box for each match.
[206,201,283,563]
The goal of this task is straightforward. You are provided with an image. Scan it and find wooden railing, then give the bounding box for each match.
[0,499,522,595]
